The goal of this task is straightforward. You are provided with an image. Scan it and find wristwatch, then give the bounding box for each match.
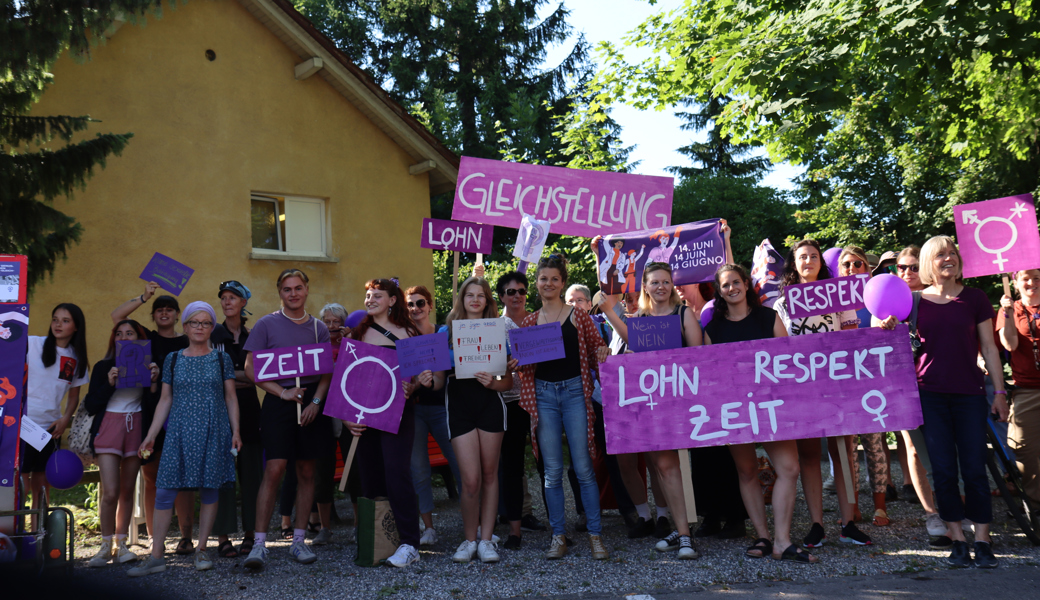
[311,397,323,406]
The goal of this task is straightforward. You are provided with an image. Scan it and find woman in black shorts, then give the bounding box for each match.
[442,276,514,564]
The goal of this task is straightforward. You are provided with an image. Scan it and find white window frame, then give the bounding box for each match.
[250,193,331,261]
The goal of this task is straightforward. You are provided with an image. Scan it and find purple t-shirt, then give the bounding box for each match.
[243,311,331,387]
[916,286,995,394]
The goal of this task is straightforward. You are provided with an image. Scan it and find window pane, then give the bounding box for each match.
[251,199,282,250]
[285,198,324,255]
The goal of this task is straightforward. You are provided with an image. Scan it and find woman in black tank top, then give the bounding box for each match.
[704,264,816,563]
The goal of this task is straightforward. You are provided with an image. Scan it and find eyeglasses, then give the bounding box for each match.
[503,288,527,297]
[840,260,864,270]
[897,264,920,273]
[407,299,428,308]
[184,320,214,329]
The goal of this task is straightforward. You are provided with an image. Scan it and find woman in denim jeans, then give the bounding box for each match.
[516,254,610,560]
[879,235,1008,568]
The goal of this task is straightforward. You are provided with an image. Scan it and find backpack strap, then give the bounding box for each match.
[370,323,401,343]
[907,291,922,330]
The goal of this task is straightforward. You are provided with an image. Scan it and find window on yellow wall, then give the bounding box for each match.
[251,194,327,256]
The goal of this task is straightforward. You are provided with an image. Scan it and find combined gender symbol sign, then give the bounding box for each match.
[324,340,407,434]
[954,194,1040,278]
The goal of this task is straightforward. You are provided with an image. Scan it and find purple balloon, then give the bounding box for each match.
[823,247,842,278]
[699,299,715,330]
[345,309,368,329]
[45,449,84,490]
[864,274,913,321]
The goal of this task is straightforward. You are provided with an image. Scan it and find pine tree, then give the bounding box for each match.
[669,97,771,180]
[1,1,161,293]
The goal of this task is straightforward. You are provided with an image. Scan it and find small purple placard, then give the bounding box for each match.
[324,340,406,434]
[253,343,335,383]
[116,340,152,389]
[508,322,565,366]
[783,274,869,320]
[601,325,922,454]
[421,218,494,254]
[953,194,1040,278]
[396,332,452,378]
[139,252,195,295]
[627,316,682,353]
[452,156,673,237]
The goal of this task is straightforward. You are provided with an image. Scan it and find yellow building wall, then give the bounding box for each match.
[28,0,435,356]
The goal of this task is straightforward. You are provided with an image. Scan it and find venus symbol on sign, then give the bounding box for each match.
[340,341,399,423]
[861,390,888,428]
[961,202,1029,270]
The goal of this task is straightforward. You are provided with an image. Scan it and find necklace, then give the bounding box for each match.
[542,303,566,324]
[280,308,309,322]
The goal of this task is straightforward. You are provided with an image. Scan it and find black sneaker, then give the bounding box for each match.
[929,535,953,549]
[886,484,899,502]
[503,535,522,550]
[948,540,972,568]
[973,541,998,568]
[840,522,872,545]
[718,519,747,539]
[695,516,722,538]
[902,483,920,504]
[520,514,547,532]
[627,517,655,539]
[654,516,672,539]
[803,522,827,548]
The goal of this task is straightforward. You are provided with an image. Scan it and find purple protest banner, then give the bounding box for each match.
[594,219,723,294]
[783,274,869,320]
[953,194,1040,278]
[601,325,922,454]
[508,322,565,366]
[627,316,683,353]
[116,340,152,389]
[0,305,29,490]
[452,156,673,238]
[139,252,195,295]
[421,218,494,254]
[252,343,335,383]
[396,332,452,378]
[324,340,407,434]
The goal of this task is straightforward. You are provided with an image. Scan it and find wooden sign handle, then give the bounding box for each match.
[296,377,302,426]
[452,251,461,304]
[678,449,698,524]
[1003,274,1012,298]
[835,435,855,501]
[338,435,360,492]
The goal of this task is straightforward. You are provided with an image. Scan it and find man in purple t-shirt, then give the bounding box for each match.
[242,269,332,570]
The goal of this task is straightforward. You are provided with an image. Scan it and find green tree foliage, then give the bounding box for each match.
[669,97,770,180]
[1,1,162,293]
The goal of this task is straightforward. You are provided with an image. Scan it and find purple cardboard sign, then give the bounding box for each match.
[953,194,1040,278]
[627,316,683,353]
[595,219,723,294]
[396,332,452,378]
[420,218,494,254]
[324,340,407,434]
[508,322,565,366]
[116,340,152,389]
[601,325,922,454]
[253,343,335,383]
[452,156,673,238]
[139,252,195,295]
[0,305,29,489]
[783,274,869,320]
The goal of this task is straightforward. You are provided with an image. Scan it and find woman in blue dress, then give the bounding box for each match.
[130,301,241,576]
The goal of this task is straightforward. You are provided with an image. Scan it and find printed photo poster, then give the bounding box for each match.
[0,305,29,488]
[116,340,152,389]
[595,219,724,294]
[0,255,27,305]
[751,239,785,308]
[513,214,551,263]
[452,318,508,379]
[324,340,407,434]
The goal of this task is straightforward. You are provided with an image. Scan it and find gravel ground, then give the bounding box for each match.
[68,455,1040,599]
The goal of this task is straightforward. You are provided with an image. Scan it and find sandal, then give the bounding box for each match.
[772,543,818,564]
[280,527,293,540]
[217,540,239,558]
[872,509,890,527]
[745,537,772,559]
[175,537,194,555]
[238,537,254,555]
[307,521,321,535]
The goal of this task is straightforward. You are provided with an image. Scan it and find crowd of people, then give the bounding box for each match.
[18,232,1037,575]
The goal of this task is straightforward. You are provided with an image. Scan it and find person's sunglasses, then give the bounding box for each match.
[407,299,428,308]
[840,260,865,270]
[897,264,920,273]
[503,288,527,297]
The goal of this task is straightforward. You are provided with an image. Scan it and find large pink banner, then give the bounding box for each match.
[601,326,922,454]
[452,156,673,237]
[953,194,1040,278]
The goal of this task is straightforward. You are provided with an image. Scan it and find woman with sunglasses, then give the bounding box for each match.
[838,246,893,528]
[516,254,610,561]
[897,246,925,292]
[774,240,870,547]
[404,286,462,547]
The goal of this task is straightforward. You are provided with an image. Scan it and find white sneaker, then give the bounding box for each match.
[656,530,681,552]
[475,527,500,544]
[961,519,975,535]
[243,543,269,570]
[925,513,948,536]
[312,528,333,546]
[290,540,317,564]
[87,540,112,568]
[114,539,137,564]
[193,550,214,571]
[386,543,419,567]
[477,540,500,563]
[453,539,478,563]
[127,556,165,577]
[420,527,438,546]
